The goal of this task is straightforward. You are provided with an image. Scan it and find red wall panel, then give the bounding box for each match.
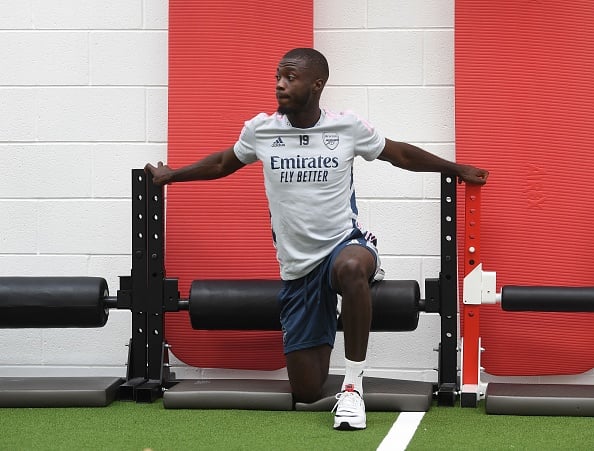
[456,1,594,375]
[167,1,313,369]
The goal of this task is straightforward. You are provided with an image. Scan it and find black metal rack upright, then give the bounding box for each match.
[118,169,172,402]
[436,174,459,405]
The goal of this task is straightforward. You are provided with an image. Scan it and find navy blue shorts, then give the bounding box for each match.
[278,229,380,354]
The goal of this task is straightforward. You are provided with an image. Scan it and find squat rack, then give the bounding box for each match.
[122,169,462,405]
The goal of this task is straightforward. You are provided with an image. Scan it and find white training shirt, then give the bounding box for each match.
[233,109,386,280]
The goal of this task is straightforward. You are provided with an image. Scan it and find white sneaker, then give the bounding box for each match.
[332,386,366,430]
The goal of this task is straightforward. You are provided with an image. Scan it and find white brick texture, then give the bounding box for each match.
[368,87,455,142]
[90,32,167,85]
[37,200,130,255]
[368,0,454,28]
[0,89,37,140]
[1,0,164,372]
[0,201,39,253]
[315,30,424,86]
[1,145,93,198]
[32,0,142,29]
[36,88,147,141]
[0,32,88,85]
[0,1,32,29]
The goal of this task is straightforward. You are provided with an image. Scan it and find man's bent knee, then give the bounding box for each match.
[286,345,331,404]
[291,383,324,404]
[333,246,375,286]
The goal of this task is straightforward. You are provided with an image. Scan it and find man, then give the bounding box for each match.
[146,48,488,430]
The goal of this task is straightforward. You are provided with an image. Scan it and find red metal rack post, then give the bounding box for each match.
[461,184,482,407]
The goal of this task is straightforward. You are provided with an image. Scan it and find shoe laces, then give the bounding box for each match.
[332,389,362,413]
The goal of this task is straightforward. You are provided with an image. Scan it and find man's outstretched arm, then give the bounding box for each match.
[145,147,246,186]
[378,139,488,185]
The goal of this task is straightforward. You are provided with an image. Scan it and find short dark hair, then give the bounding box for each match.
[282,48,329,81]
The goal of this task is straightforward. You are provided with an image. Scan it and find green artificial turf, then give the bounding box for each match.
[0,401,397,451]
[3,399,594,450]
[409,401,594,451]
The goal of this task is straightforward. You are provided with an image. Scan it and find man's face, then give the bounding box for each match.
[275,57,316,114]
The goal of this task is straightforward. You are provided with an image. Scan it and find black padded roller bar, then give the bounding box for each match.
[189,279,420,331]
[0,277,109,328]
[501,285,594,312]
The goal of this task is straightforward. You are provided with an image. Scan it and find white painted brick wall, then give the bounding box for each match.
[90,32,167,85]
[0,0,457,381]
[0,32,88,85]
[32,0,143,29]
[0,0,167,377]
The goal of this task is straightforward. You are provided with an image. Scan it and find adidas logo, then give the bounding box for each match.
[271,137,285,147]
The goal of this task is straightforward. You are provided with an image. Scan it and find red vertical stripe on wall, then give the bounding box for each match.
[167,1,313,369]
[456,1,594,375]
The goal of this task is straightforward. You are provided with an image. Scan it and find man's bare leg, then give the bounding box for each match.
[286,344,332,403]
